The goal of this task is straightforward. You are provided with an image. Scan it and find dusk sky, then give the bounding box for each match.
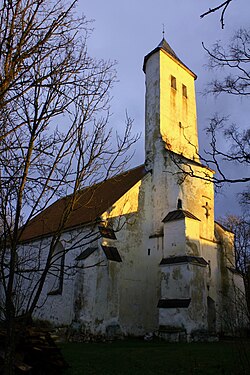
[79,0,250,218]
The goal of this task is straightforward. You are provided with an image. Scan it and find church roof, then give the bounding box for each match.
[157,298,191,308]
[75,247,98,261]
[143,37,196,78]
[19,165,147,243]
[162,209,200,223]
[160,256,208,266]
[157,38,181,63]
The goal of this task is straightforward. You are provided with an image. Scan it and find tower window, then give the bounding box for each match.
[171,75,176,90]
[182,84,187,98]
[177,199,182,210]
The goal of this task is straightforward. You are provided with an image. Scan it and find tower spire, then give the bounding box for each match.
[162,23,165,39]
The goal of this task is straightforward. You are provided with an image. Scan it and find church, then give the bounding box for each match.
[19,37,244,341]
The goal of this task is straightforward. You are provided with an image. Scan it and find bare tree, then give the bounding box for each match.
[0,1,138,373]
[200,0,235,29]
[220,215,250,318]
[203,28,250,186]
[204,29,250,97]
[167,28,250,188]
[240,186,250,207]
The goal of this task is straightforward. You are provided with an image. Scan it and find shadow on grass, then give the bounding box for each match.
[60,338,250,375]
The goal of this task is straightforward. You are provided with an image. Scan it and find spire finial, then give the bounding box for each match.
[162,23,165,38]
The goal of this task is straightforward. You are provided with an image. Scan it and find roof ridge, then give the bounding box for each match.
[162,209,200,223]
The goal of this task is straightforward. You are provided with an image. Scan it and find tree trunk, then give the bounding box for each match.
[4,305,15,375]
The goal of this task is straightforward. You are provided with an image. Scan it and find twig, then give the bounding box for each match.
[200,0,233,29]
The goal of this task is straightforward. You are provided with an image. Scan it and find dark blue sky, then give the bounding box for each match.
[79,0,250,218]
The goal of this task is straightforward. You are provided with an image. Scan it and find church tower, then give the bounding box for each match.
[143,37,199,167]
[142,37,214,237]
[143,38,220,340]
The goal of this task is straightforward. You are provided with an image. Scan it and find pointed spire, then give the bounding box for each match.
[143,36,180,73]
[143,35,197,79]
[157,37,180,62]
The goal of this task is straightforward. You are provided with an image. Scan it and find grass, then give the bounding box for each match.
[60,338,250,375]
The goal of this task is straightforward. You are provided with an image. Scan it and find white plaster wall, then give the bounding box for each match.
[159,263,208,334]
[144,52,160,168]
[113,173,162,335]
[163,220,186,257]
[19,235,76,325]
[163,214,201,258]
[160,263,191,299]
[185,218,201,256]
[200,239,220,305]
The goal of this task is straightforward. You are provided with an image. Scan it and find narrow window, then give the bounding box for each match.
[148,249,151,256]
[182,84,187,98]
[171,75,176,90]
[177,199,182,210]
[48,242,65,295]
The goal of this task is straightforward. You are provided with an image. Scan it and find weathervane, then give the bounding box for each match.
[162,23,165,38]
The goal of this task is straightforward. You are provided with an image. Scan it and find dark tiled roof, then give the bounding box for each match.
[149,231,164,239]
[157,298,191,308]
[167,149,215,173]
[215,220,234,234]
[102,245,122,262]
[75,247,98,261]
[162,209,200,223]
[99,226,117,240]
[160,256,208,266]
[227,267,242,276]
[158,38,181,64]
[143,38,197,78]
[20,165,147,242]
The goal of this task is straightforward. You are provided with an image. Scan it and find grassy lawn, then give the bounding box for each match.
[61,338,250,375]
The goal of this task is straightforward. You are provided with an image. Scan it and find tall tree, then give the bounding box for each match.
[0,1,137,373]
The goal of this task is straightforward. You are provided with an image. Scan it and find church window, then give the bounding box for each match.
[177,199,182,210]
[208,260,211,278]
[48,242,65,296]
[182,84,187,98]
[171,75,176,89]
[102,245,122,262]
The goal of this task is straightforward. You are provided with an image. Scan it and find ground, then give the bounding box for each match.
[61,338,250,375]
